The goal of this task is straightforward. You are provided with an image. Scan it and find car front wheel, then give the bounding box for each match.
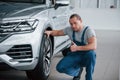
[26,34,53,80]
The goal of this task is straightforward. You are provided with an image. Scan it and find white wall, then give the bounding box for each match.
[81,0,97,8]
[73,9,120,30]
[70,0,120,8]
[69,0,120,30]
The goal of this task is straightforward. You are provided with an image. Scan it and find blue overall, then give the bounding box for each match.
[56,27,96,80]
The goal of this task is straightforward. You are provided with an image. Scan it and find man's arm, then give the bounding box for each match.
[45,30,65,36]
[70,36,97,52]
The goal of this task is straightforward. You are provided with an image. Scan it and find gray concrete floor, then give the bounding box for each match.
[48,30,120,80]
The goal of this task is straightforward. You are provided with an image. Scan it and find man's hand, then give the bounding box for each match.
[44,31,52,38]
[45,30,65,37]
[70,41,78,52]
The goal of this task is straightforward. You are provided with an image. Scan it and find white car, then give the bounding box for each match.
[0,0,72,80]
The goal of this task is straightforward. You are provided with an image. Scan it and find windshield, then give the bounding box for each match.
[0,0,45,4]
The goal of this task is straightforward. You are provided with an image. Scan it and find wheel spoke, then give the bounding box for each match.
[44,57,50,74]
[43,37,52,76]
[44,39,50,52]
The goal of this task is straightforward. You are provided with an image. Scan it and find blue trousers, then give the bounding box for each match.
[56,50,96,80]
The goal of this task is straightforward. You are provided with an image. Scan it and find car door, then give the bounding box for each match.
[48,5,70,50]
[54,6,70,48]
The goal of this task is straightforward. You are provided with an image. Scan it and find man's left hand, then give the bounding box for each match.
[70,42,78,52]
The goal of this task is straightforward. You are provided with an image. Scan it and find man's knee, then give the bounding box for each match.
[56,63,65,73]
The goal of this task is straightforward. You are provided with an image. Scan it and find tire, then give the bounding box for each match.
[26,34,53,80]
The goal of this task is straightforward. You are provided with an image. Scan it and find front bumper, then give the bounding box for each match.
[0,31,42,70]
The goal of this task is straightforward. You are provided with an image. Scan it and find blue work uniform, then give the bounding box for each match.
[56,27,96,80]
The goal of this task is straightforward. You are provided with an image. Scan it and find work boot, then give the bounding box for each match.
[73,76,80,80]
[73,67,83,80]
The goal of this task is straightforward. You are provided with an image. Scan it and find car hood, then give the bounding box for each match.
[0,2,46,20]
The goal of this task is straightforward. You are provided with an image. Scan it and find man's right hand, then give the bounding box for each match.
[44,31,52,38]
[45,30,65,37]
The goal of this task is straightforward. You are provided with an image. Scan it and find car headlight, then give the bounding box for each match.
[0,19,39,33]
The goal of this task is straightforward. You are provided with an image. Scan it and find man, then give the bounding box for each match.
[45,14,97,80]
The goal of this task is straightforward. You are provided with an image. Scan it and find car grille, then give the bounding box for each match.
[6,44,33,59]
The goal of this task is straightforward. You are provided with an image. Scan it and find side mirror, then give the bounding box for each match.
[54,0,70,9]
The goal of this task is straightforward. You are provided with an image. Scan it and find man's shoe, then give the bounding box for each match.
[73,76,80,80]
[73,67,83,80]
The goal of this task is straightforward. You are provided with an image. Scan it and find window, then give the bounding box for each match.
[73,0,120,8]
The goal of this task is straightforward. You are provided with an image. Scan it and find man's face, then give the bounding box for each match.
[69,17,82,32]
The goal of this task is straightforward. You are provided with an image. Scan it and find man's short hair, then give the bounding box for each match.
[70,14,81,20]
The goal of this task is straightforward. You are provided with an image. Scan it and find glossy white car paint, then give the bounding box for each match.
[0,0,72,70]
